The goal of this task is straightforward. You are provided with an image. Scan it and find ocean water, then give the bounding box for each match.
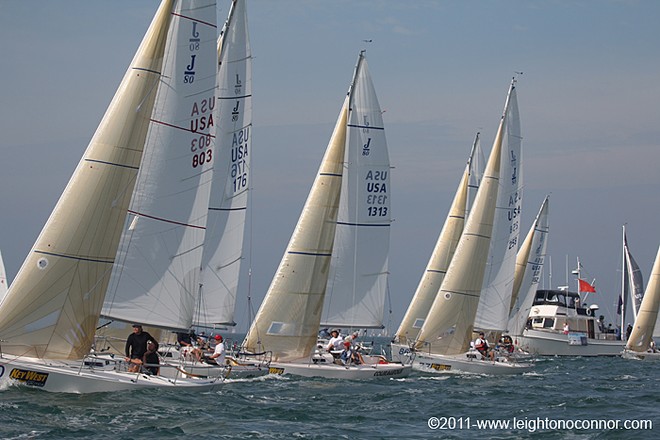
[1,338,658,440]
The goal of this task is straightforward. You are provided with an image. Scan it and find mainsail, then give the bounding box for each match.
[0,0,176,360]
[415,79,518,355]
[322,56,390,329]
[466,132,485,216]
[626,246,660,352]
[474,81,523,332]
[195,0,252,327]
[0,250,7,302]
[101,0,218,332]
[507,196,550,336]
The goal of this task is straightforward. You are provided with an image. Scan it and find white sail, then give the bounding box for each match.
[619,228,644,327]
[322,56,390,329]
[474,83,523,332]
[195,0,252,327]
[626,246,660,352]
[0,250,7,302]
[415,80,517,355]
[0,0,176,360]
[394,142,480,344]
[507,196,549,336]
[102,0,217,331]
[466,132,485,216]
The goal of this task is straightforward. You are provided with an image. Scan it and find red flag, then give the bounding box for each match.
[579,278,596,293]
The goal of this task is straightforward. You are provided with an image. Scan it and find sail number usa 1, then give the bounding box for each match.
[365,169,388,217]
[231,127,250,192]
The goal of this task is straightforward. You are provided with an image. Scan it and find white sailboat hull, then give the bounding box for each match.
[158,346,269,380]
[266,356,411,380]
[621,349,660,361]
[516,329,624,356]
[159,361,268,380]
[412,352,533,375]
[0,356,222,394]
[390,342,415,365]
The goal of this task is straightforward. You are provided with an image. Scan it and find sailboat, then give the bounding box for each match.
[241,51,409,379]
[0,0,223,393]
[623,245,660,359]
[412,78,533,374]
[391,134,483,363]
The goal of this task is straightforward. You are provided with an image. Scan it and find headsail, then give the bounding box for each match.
[626,246,660,352]
[322,54,390,329]
[101,0,218,332]
[474,80,523,332]
[394,141,480,344]
[243,102,346,361]
[415,80,517,355]
[195,0,252,327]
[0,0,176,360]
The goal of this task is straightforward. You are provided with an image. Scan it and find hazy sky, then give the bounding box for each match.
[0,0,659,333]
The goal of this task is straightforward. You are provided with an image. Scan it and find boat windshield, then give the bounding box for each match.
[533,290,580,308]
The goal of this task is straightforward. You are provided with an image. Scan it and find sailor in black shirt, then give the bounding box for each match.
[125,324,157,361]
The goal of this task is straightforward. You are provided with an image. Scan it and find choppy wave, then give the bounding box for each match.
[1,339,659,439]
